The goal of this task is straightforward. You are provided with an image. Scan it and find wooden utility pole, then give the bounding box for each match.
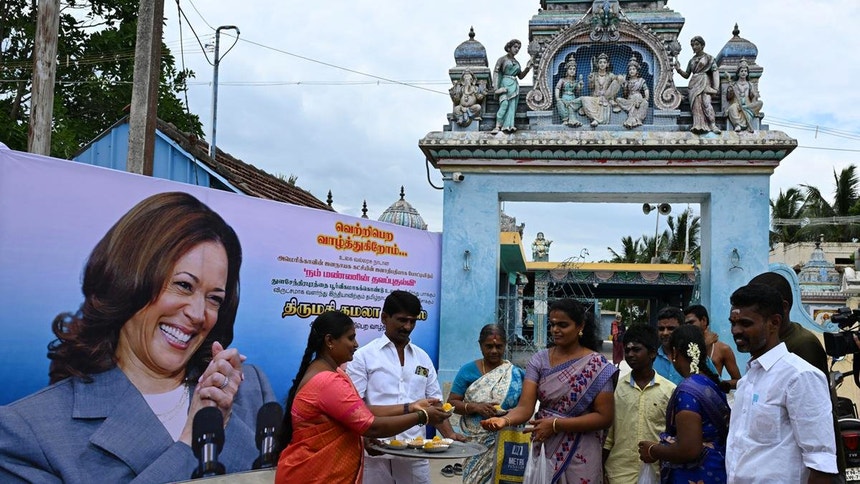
[126,0,165,175]
[28,0,60,155]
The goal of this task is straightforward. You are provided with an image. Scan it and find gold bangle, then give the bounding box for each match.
[645,443,655,460]
[465,403,469,414]
[502,417,511,427]
[552,418,558,433]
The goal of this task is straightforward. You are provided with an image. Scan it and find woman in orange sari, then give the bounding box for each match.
[275,311,450,484]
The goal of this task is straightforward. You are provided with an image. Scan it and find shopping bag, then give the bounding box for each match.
[522,441,551,484]
[636,461,659,484]
[494,427,530,484]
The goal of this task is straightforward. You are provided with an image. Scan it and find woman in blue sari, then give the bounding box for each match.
[447,324,524,484]
[638,324,730,483]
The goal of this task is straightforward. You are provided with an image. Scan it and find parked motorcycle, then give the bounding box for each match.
[832,362,860,482]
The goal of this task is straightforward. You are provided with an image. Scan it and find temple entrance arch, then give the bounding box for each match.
[420,1,796,383]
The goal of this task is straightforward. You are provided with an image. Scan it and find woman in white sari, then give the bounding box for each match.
[446,324,525,483]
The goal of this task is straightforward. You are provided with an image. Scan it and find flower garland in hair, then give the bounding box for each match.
[687,342,701,374]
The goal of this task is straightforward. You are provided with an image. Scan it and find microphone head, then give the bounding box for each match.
[192,407,225,457]
[255,402,284,448]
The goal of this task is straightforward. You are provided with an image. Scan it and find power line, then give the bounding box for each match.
[231,34,449,96]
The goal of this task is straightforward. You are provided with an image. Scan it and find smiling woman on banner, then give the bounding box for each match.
[0,192,276,483]
[446,324,525,483]
[482,299,617,483]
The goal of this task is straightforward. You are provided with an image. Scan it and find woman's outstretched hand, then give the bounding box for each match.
[480,417,507,431]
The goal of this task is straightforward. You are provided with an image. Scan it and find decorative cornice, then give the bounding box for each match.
[420,130,797,169]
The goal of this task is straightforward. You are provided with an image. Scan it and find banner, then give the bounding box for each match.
[0,145,441,405]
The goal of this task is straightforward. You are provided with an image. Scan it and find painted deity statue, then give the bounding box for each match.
[674,36,721,134]
[579,53,622,127]
[725,59,763,132]
[616,57,650,128]
[555,62,585,128]
[492,39,533,134]
[449,69,488,127]
[532,232,552,261]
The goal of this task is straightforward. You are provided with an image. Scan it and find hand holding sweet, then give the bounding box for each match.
[423,406,452,426]
[409,398,439,412]
[468,402,499,418]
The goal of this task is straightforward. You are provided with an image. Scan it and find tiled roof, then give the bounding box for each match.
[155,120,332,211]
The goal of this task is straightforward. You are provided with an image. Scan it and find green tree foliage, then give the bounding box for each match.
[0,0,201,158]
[800,166,860,242]
[607,235,647,263]
[770,187,805,245]
[664,207,700,263]
[608,208,699,264]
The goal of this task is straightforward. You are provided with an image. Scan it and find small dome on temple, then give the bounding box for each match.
[454,27,488,67]
[378,186,428,230]
[798,236,841,288]
[716,24,758,65]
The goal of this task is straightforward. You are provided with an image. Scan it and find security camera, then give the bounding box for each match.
[451,172,465,182]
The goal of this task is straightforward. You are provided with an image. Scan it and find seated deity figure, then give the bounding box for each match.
[579,53,622,127]
[532,232,552,261]
[555,61,584,127]
[449,69,487,127]
[725,59,763,132]
[616,57,650,128]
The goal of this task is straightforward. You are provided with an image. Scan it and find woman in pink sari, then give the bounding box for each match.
[483,299,617,483]
[275,311,450,484]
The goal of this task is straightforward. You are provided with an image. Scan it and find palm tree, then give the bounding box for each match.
[800,165,860,241]
[770,187,805,245]
[607,235,647,263]
[665,208,700,263]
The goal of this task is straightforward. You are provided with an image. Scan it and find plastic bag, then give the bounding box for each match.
[636,461,659,484]
[522,442,550,484]
[493,427,530,483]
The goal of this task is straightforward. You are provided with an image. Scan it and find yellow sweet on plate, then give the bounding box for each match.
[432,435,442,442]
[390,439,403,446]
[442,402,454,412]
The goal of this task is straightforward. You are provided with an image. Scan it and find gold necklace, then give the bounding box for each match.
[155,385,189,421]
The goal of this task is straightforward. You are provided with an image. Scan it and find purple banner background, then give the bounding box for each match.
[0,145,441,405]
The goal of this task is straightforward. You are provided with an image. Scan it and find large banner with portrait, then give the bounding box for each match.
[0,145,441,405]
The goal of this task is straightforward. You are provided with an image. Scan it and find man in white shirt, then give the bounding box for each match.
[347,290,464,483]
[726,283,837,484]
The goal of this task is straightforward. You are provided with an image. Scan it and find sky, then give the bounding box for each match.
[159,0,860,262]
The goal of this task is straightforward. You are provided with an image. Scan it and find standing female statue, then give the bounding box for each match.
[555,62,584,128]
[725,59,763,132]
[579,53,622,127]
[617,57,650,128]
[491,39,532,134]
[674,36,721,134]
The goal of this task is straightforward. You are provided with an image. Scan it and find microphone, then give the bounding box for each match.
[252,402,284,469]
[191,407,226,478]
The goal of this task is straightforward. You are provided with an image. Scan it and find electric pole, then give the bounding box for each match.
[29,0,59,155]
[126,0,165,175]
[209,25,240,161]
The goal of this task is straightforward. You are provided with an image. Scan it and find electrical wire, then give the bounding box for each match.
[232,35,448,96]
